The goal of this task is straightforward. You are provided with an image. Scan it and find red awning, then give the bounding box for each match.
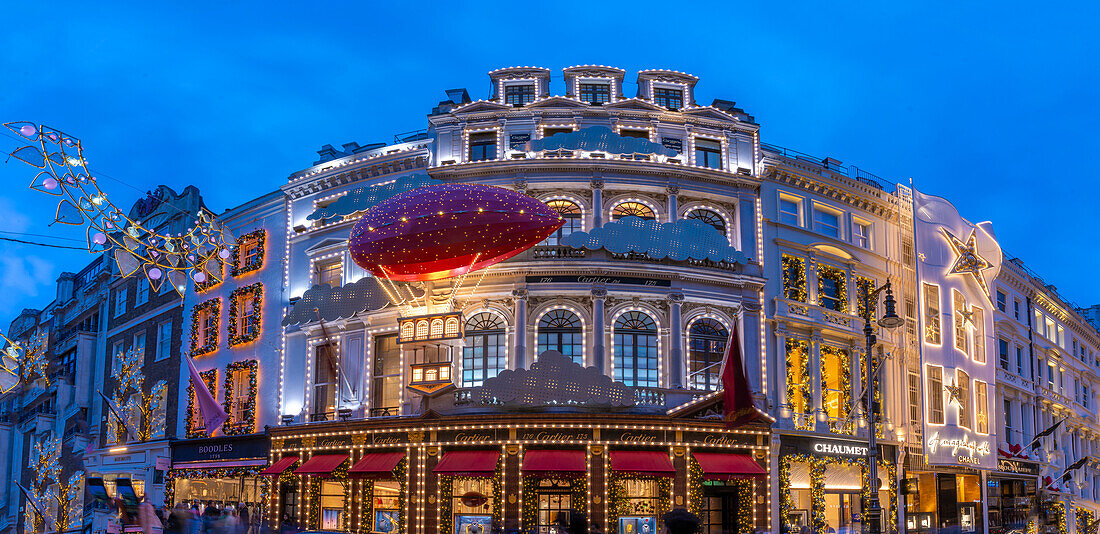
[609,451,676,477]
[259,456,299,476]
[693,452,767,480]
[522,450,586,473]
[433,450,500,476]
[294,454,349,476]
[349,452,406,478]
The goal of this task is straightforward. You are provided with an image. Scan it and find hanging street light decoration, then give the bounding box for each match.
[0,330,49,394]
[4,121,234,296]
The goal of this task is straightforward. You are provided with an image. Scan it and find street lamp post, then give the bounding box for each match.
[861,279,904,534]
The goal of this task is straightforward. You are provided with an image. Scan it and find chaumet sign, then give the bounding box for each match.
[813,441,869,457]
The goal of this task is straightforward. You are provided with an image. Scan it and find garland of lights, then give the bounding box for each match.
[190,298,221,356]
[607,473,671,530]
[0,330,49,393]
[395,457,408,534]
[786,338,813,430]
[164,466,267,508]
[782,255,807,302]
[439,458,502,534]
[195,256,224,292]
[222,360,258,435]
[231,229,266,277]
[522,474,586,529]
[1076,507,1093,534]
[185,369,218,438]
[817,264,848,312]
[1051,501,1066,534]
[228,283,263,346]
[860,352,884,438]
[779,454,898,534]
[4,122,234,296]
[820,345,853,435]
[687,457,705,515]
[856,277,876,320]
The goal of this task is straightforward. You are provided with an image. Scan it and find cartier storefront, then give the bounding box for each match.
[263,413,771,534]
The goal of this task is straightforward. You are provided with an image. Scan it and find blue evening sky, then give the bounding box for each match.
[1,2,1097,325]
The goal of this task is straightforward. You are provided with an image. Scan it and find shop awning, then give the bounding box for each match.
[349,452,406,478]
[259,456,299,476]
[522,450,586,473]
[433,450,500,476]
[294,454,349,476]
[692,452,766,480]
[608,451,675,477]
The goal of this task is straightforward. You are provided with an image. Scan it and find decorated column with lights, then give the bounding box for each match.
[668,293,684,388]
[592,286,607,372]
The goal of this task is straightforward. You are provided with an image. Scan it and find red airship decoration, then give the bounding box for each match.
[349,183,563,281]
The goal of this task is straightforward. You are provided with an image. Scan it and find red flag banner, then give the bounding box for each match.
[720,326,770,428]
[187,355,229,436]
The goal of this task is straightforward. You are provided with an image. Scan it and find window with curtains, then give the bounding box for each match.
[372,334,400,415]
[975,381,988,434]
[953,290,969,354]
[315,259,342,288]
[312,343,337,420]
[462,313,506,387]
[787,339,812,430]
[924,283,941,345]
[686,208,726,236]
[821,346,852,434]
[957,369,972,430]
[543,199,582,246]
[927,365,944,424]
[972,306,986,363]
[613,311,659,388]
[688,319,727,391]
[536,309,583,364]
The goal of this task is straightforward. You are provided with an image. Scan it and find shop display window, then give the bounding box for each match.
[173,476,263,510]
[319,480,345,530]
[453,478,494,534]
[535,478,574,534]
[617,478,659,534]
[373,480,401,533]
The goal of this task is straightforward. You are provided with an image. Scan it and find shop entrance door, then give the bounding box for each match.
[824,492,863,534]
[535,479,572,534]
[700,486,744,534]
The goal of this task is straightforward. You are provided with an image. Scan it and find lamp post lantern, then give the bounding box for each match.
[862,279,903,534]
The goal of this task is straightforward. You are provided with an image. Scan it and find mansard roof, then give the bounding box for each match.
[602,97,667,112]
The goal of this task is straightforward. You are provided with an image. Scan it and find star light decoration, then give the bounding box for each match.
[944,379,964,407]
[4,121,234,296]
[941,227,994,301]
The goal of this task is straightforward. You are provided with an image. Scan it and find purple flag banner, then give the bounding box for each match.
[187,355,228,436]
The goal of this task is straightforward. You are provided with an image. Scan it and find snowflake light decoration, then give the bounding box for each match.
[4,121,234,296]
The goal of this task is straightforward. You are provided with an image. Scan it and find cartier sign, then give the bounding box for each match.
[518,430,592,442]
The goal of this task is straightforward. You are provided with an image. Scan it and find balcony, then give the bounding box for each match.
[532,246,586,259]
[775,297,863,336]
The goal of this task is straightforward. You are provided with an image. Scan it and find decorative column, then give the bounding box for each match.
[666,184,680,222]
[592,285,607,372]
[591,179,604,228]
[850,341,863,428]
[667,292,685,388]
[810,332,825,432]
[806,256,820,307]
[774,324,789,422]
[513,288,528,369]
[741,300,764,395]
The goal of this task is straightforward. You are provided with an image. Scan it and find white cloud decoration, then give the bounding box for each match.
[469,351,637,408]
[561,216,747,264]
[307,173,442,222]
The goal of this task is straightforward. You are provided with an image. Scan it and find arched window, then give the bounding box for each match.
[686,208,727,236]
[537,309,583,364]
[614,311,658,388]
[611,201,656,221]
[462,312,506,387]
[544,199,583,246]
[688,319,728,391]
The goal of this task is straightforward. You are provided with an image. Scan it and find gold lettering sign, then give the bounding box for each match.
[619,432,657,443]
[455,432,493,442]
[519,431,590,442]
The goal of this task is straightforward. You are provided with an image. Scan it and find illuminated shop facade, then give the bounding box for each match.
[274,66,773,534]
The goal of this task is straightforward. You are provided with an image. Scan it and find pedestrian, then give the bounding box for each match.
[239,504,251,534]
[660,509,700,534]
[138,496,163,534]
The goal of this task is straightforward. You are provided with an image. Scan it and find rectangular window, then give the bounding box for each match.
[653,87,683,109]
[908,372,921,429]
[199,307,217,349]
[313,343,338,419]
[817,264,848,312]
[229,364,253,425]
[1057,325,1066,349]
[999,339,1010,370]
[781,255,807,303]
[115,288,127,317]
[112,341,125,373]
[1016,346,1024,375]
[1014,299,1020,319]
[975,381,988,434]
[135,282,149,307]
[853,220,870,248]
[1048,361,1056,389]
[813,206,841,238]
[1004,399,1013,440]
[923,283,941,345]
[957,369,972,430]
[997,291,1007,312]
[953,290,969,355]
[240,238,261,270]
[542,127,573,139]
[972,306,985,363]
[821,346,851,433]
[579,83,610,104]
[693,138,722,169]
[156,321,172,361]
[504,84,535,106]
[133,331,146,359]
[236,291,256,335]
[1085,385,1090,409]
[468,132,497,162]
[786,339,812,430]
[927,365,944,424]
[372,334,401,416]
[778,196,801,226]
[315,259,343,288]
[619,128,649,139]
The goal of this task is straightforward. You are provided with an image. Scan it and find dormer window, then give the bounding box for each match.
[580,83,611,105]
[653,87,683,110]
[504,84,535,106]
[469,132,498,162]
